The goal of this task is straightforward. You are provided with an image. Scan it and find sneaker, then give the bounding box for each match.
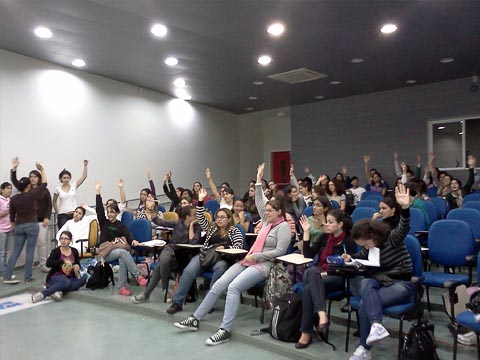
[366,322,389,345]
[136,276,148,287]
[458,331,477,346]
[132,292,146,304]
[31,292,45,303]
[118,287,132,296]
[3,278,20,285]
[174,316,199,331]
[167,302,183,314]
[40,266,50,273]
[51,291,63,302]
[349,345,372,360]
[205,328,231,346]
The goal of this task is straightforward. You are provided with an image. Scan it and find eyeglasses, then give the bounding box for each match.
[264,208,278,212]
[216,216,229,220]
[59,237,71,241]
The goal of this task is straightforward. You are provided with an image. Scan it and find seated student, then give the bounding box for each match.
[56,206,97,253]
[205,168,234,210]
[295,210,356,349]
[241,180,256,203]
[393,151,419,184]
[312,184,328,201]
[445,155,476,209]
[166,188,243,314]
[95,181,148,296]
[244,186,259,220]
[31,231,86,303]
[343,184,413,360]
[290,164,313,206]
[135,168,157,217]
[326,179,347,211]
[285,185,307,223]
[232,199,251,233]
[173,163,290,346]
[304,196,332,242]
[132,204,201,304]
[372,196,401,230]
[403,182,430,229]
[363,155,389,195]
[347,176,366,205]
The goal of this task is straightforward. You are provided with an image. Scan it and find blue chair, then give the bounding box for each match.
[351,207,376,224]
[426,186,438,199]
[204,199,220,218]
[157,204,166,213]
[409,207,427,236]
[302,206,313,217]
[429,197,448,218]
[452,254,480,360]
[463,201,480,213]
[121,211,134,228]
[129,218,153,277]
[361,191,383,202]
[447,208,480,251]
[421,199,438,226]
[463,193,480,205]
[345,235,423,356]
[356,199,379,210]
[331,200,340,209]
[423,220,476,312]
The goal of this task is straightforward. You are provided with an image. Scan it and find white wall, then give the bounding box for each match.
[0,49,240,205]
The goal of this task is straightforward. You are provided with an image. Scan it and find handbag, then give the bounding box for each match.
[199,243,226,269]
[97,237,131,257]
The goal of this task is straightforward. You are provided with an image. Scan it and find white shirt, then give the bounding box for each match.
[55,183,78,214]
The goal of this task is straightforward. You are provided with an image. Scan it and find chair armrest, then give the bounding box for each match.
[466,254,478,267]
[411,276,424,285]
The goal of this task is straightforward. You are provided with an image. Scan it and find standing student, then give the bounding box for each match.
[0,182,13,278]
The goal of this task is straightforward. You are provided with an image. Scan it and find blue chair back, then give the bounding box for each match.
[446,208,480,244]
[426,186,438,198]
[204,199,220,218]
[351,207,376,224]
[235,224,247,249]
[302,206,313,217]
[157,204,166,213]
[429,197,447,218]
[330,200,340,209]
[356,199,379,210]
[463,201,480,213]
[428,220,475,267]
[361,191,383,202]
[422,199,438,225]
[129,218,152,243]
[404,235,422,277]
[121,211,134,228]
[409,208,427,235]
[463,193,480,205]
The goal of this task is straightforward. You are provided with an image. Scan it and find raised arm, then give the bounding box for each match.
[464,155,476,192]
[205,168,221,203]
[389,184,411,247]
[146,168,157,198]
[393,151,402,177]
[10,157,21,190]
[363,155,371,184]
[255,163,268,222]
[95,180,106,228]
[195,188,211,231]
[290,164,299,188]
[118,178,127,205]
[75,160,88,188]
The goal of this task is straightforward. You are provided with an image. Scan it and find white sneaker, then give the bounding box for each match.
[205,328,231,346]
[366,322,389,345]
[3,278,20,284]
[32,292,45,303]
[51,291,63,302]
[458,331,477,346]
[349,345,372,360]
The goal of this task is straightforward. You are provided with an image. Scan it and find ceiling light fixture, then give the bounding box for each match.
[406,80,417,84]
[440,58,454,63]
[459,131,464,135]
[249,96,258,100]
[350,58,364,63]
[173,78,185,87]
[245,107,254,111]
[164,57,178,66]
[380,23,397,34]
[34,26,53,39]
[151,24,168,37]
[71,59,86,68]
[257,55,272,66]
[252,81,264,85]
[330,81,341,85]
[438,126,446,130]
[314,95,324,100]
[267,23,285,36]
[176,89,192,101]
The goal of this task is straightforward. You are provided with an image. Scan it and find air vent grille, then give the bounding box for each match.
[268,68,327,84]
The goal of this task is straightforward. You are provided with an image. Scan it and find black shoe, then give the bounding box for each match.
[167,302,183,314]
[186,296,197,303]
[295,337,312,349]
[353,330,360,337]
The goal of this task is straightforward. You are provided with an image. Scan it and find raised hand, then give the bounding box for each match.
[257,163,265,182]
[395,183,410,209]
[118,178,124,188]
[290,164,294,176]
[393,151,398,160]
[11,157,19,170]
[146,168,152,181]
[205,168,211,180]
[342,165,348,175]
[83,159,89,166]
[95,180,101,193]
[198,188,208,201]
[299,215,311,233]
[35,162,44,171]
[467,155,476,168]
[363,155,371,163]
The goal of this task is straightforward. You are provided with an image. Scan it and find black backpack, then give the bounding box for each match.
[268,293,302,342]
[86,261,115,290]
[400,320,439,360]
[466,290,480,314]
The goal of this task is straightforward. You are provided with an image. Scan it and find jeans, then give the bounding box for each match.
[300,267,345,333]
[173,254,228,306]
[4,222,39,281]
[193,263,265,331]
[42,274,86,297]
[104,248,140,288]
[0,231,12,274]
[36,222,49,266]
[358,278,415,349]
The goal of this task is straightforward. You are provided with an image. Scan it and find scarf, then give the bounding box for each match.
[241,217,284,267]
[319,231,346,271]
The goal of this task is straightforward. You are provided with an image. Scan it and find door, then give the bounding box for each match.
[271,151,290,187]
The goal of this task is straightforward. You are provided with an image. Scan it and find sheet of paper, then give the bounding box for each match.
[353,247,380,267]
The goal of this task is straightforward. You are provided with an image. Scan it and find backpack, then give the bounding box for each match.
[86,261,115,290]
[268,293,302,342]
[263,262,292,310]
[466,290,480,314]
[400,320,439,360]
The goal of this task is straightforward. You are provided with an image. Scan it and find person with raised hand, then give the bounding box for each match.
[205,168,234,210]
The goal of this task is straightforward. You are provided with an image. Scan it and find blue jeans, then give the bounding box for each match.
[4,223,39,281]
[43,274,86,297]
[0,231,12,274]
[173,254,228,306]
[104,248,140,288]
[193,263,265,331]
[358,278,414,349]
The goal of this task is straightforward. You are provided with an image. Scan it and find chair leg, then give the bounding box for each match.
[453,325,459,360]
[345,305,352,353]
[477,333,480,360]
[397,318,404,360]
[426,287,431,312]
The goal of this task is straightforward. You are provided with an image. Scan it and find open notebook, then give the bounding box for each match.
[350,247,380,267]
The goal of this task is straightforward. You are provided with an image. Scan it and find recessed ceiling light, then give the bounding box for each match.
[173,78,185,87]
[380,23,397,34]
[151,23,168,37]
[34,26,53,39]
[330,81,341,85]
[249,96,258,100]
[460,120,464,123]
[176,89,191,101]
[440,58,454,63]
[406,80,417,84]
[267,23,285,36]
[314,95,324,100]
[71,59,86,68]
[350,58,364,63]
[459,131,464,135]
[438,126,446,130]
[245,107,254,111]
[257,55,272,66]
[252,81,264,85]
[164,57,178,66]
[277,112,285,117]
